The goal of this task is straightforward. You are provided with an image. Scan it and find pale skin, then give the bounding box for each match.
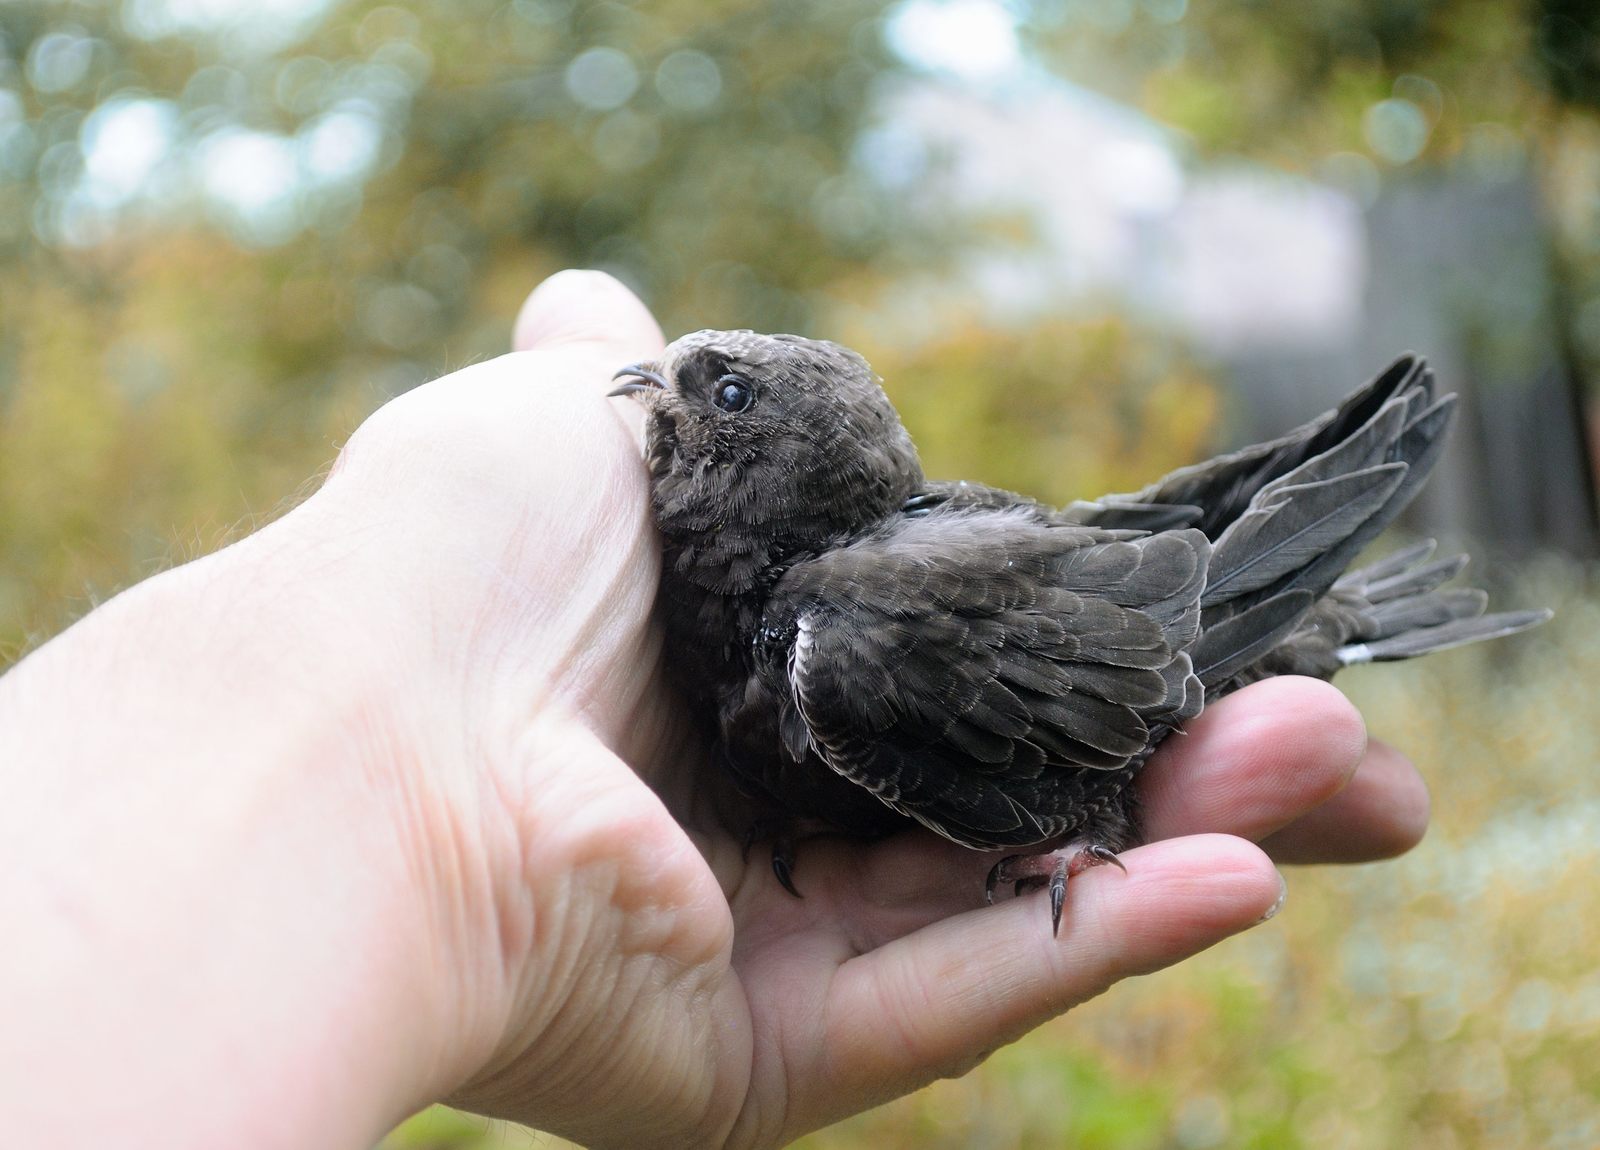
[0,270,1431,1149]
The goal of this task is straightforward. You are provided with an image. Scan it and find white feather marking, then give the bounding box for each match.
[791,612,908,800]
[1337,643,1374,665]
[789,613,814,692]
[788,613,823,759]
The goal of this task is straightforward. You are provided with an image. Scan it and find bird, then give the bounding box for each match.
[609,331,1551,934]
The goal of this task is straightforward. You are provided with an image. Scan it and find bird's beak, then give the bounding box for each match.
[608,363,669,397]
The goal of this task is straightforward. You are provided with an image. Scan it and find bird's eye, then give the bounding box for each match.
[714,373,755,414]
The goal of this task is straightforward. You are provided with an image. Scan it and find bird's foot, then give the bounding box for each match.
[739,817,812,898]
[985,843,1127,937]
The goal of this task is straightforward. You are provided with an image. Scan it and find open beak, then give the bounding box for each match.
[609,364,669,397]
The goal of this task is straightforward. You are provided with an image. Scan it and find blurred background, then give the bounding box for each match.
[2,0,1598,1146]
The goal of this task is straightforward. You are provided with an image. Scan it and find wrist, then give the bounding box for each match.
[0,499,507,1141]
[196,492,541,1107]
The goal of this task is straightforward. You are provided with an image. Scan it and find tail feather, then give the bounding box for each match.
[1367,587,1488,635]
[1168,353,1547,694]
[1342,546,1470,603]
[1339,609,1552,664]
[1336,539,1437,587]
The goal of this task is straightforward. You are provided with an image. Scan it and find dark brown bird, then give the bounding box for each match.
[611,332,1549,933]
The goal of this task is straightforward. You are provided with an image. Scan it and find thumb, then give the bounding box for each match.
[513,269,667,362]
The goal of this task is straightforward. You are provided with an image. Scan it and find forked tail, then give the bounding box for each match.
[1330,541,1551,667]
[1178,358,1548,693]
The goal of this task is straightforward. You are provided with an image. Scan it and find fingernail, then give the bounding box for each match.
[1257,871,1288,923]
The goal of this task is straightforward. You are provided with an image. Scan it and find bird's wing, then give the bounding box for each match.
[1101,355,1441,539]
[762,508,1209,848]
[904,479,1202,532]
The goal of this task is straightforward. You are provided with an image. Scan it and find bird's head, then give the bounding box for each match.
[611,329,923,560]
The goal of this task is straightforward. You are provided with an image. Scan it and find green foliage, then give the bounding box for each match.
[0,0,940,656]
[855,315,1219,504]
[1026,0,1551,161]
[1,0,926,327]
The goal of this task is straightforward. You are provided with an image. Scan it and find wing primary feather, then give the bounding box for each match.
[1202,465,1406,605]
[1192,590,1316,686]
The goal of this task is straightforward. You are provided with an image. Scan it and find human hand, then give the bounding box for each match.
[0,270,1429,1150]
[317,271,1428,1147]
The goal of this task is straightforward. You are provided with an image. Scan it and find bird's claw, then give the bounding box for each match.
[986,842,1127,936]
[771,838,802,898]
[1083,843,1127,874]
[739,817,806,896]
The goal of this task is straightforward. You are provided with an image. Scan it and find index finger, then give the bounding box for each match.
[1135,676,1428,862]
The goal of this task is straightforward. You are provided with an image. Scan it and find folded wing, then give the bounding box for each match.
[760,509,1209,848]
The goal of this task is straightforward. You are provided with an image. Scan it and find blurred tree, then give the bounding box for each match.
[1016,0,1600,555]
[1020,0,1600,388]
[2,0,933,328]
[855,315,1218,503]
[0,0,952,653]
[1024,0,1551,159]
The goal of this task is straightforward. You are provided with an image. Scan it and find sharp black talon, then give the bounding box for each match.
[985,857,1009,904]
[1087,844,1127,874]
[772,848,803,898]
[1049,861,1068,937]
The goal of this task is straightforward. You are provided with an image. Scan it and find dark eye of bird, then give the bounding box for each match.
[714,373,755,414]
